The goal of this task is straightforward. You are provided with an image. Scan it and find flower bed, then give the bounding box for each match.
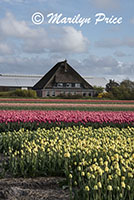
[0,126,133,200]
[0,110,134,132]
[1,103,134,108]
[1,98,134,103]
[0,110,134,124]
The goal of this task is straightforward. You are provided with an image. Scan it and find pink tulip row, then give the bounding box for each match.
[0,110,134,124]
[0,103,134,108]
[0,98,134,103]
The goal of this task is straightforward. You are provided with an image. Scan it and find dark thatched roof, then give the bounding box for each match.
[33,60,93,89]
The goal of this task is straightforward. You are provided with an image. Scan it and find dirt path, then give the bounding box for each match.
[0,177,70,200]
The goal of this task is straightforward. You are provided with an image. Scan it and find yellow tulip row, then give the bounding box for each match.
[0,126,134,200]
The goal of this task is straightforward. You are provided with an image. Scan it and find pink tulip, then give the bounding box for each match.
[0,110,134,124]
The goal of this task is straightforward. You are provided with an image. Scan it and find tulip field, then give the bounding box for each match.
[1,110,134,130]
[0,98,134,200]
[1,98,134,111]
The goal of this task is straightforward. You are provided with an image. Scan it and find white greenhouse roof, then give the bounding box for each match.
[0,74,42,87]
[84,77,108,88]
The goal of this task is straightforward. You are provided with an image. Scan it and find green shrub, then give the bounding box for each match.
[13,89,37,98]
[0,91,13,97]
[0,89,37,98]
[14,89,27,97]
[27,89,37,98]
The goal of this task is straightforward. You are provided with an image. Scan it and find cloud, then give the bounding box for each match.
[0,54,134,82]
[2,0,27,3]
[70,55,134,79]
[23,26,89,53]
[125,38,134,48]
[2,0,59,4]
[114,51,131,57]
[95,37,134,48]
[0,12,89,54]
[56,26,89,53]
[0,43,13,55]
[95,38,122,48]
[0,12,45,39]
[130,18,134,24]
[0,55,65,74]
[82,55,118,74]
[89,0,120,10]
[0,56,43,74]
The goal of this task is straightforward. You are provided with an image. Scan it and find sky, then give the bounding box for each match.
[0,0,134,82]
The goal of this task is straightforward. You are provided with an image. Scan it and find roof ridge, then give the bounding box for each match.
[33,61,93,90]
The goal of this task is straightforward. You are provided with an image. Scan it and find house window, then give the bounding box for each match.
[57,83,63,87]
[46,91,50,96]
[52,91,55,96]
[72,83,75,87]
[75,83,81,88]
[83,93,86,97]
[66,83,72,88]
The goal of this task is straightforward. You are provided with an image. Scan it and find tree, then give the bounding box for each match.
[120,80,134,91]
[106,79,119,93]
[111,79,134,100]
[93,86,104,97]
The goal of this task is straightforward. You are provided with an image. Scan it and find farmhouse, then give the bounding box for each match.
[33,60,95,97]
[0,60,108,95]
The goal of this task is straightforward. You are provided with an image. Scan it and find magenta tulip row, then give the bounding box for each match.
[0,110,134,124]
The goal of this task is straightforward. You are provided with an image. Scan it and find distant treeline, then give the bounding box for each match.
[100,79,134,100]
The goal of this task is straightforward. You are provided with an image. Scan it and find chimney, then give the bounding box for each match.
[64,59,67,72]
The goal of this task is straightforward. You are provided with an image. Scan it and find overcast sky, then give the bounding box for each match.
[0,0,134,81]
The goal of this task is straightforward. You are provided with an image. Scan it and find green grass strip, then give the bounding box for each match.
[0,106,134,111]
